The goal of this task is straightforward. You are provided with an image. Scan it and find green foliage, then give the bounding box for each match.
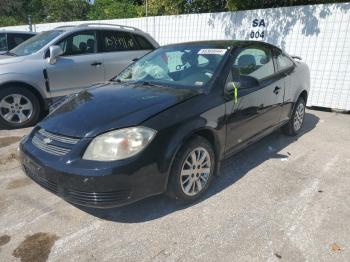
[41,0,90,22]
[0,16,20,27]
[140,0,226,16]
[137,0,185,16]
[88,0,138,20]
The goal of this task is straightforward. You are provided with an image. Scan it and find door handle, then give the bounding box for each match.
[91,62,102,66]
[273,86,281,94]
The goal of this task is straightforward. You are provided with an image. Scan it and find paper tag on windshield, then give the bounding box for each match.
[198,49,227,55]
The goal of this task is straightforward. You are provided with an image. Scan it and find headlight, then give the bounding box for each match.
[82,127,156,161]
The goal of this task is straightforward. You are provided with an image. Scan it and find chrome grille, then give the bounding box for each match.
[38,129,79,145]
[31,129,79,156]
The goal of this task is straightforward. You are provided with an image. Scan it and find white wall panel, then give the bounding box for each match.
[1,3,350,109]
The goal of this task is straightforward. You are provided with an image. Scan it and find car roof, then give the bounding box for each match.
[164,40,282,51]
[0,30,36,35]
[53,23,144,35]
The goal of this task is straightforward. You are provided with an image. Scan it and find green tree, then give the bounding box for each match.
[24,0,46,23]
[185,0,227,13]
[0,0,26,25]
[88,0,139,19]
[138,0,186,16]
[0,16,20,27]
[41,0,90,22]
[0,0,46,26]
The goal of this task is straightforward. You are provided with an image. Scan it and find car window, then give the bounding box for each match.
[134,34,154,50]
[198,55,209,66]
[276,53,294,71]
[166,52,210,73]
[233,46,274,81]
[58,31,96,56]
[167,51,184,73]
[7,33,34,50]
[0,33,7,51]
[116,45,227,89]
[101,31,138,52]
[11,30,64,56]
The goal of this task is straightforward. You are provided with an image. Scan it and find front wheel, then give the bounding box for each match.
[0,87,41,129]
[167,136,216,202]
[282,97,306,136]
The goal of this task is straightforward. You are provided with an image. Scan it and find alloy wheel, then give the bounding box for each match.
[0,94,33,124]
[293,102,305,131]
[180,147,211,196]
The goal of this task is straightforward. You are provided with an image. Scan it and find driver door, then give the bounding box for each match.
[46,30,105,97]
[225,44,284,154]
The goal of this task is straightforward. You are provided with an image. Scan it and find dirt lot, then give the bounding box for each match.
[0,109,349,262]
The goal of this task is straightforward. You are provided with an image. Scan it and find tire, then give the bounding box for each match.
[167,136,216,203]
[0,87,41,129]
[282,97,306,136]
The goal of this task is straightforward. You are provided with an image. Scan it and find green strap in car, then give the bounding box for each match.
[233,83,238,104]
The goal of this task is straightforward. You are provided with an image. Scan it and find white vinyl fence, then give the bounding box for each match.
[1,3,350,110]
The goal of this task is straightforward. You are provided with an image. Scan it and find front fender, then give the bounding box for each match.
[143,93,227,190]
[0,73,46,98]
[163,119,222,172]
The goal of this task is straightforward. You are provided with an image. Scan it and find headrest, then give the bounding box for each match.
[260,56,269,64]
[87,39,94,47]
[181,52,198,66]
[79,42,87,50]
[238,55,256,67]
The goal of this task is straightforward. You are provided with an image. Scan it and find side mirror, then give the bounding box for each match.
[47,45,63,65]
[225,81,241,92]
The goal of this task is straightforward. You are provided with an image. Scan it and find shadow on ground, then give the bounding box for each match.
[78,112,319,223]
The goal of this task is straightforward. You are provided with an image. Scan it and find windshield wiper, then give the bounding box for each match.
[4,51,17,56]
[141,81,155,86]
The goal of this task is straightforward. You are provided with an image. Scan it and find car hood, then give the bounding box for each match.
[40,82,199,138]
[0,54,25,65]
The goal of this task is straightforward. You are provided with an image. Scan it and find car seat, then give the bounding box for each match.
[87,39,95,53]
[238,55,256,75]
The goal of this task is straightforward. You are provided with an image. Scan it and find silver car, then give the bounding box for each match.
[0,23,159,129]
[0,30,36,55]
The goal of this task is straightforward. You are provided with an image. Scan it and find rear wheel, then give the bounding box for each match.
[282,97,306,136]
[0,87,41,129]
[167,136,216,202]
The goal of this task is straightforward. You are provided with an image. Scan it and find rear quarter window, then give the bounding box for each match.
[7,33,33,49]
[101,31,138,52]
[0,33,7,51]
[276,53,294,71]
[134,34,154,50]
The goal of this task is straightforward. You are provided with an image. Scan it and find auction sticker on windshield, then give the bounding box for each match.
[198,49,227,55]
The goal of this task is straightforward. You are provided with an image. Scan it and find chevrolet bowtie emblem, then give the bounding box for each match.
[43,138,52,144]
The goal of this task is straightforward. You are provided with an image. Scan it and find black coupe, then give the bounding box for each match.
[20,40,310,207]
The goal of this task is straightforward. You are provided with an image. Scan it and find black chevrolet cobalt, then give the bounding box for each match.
[20,40,310,208]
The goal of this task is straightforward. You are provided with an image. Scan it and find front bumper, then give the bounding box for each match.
[19,133,167,208]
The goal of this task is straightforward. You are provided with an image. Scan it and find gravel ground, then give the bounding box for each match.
[0,109,349,262]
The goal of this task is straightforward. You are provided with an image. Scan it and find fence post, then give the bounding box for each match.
[28,15,33,32]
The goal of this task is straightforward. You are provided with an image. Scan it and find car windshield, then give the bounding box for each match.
[10,30,64,56]
[0,33,7,51]
[115,44,229,89]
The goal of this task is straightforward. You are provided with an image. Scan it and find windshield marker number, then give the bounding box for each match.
[198,49,227,55]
